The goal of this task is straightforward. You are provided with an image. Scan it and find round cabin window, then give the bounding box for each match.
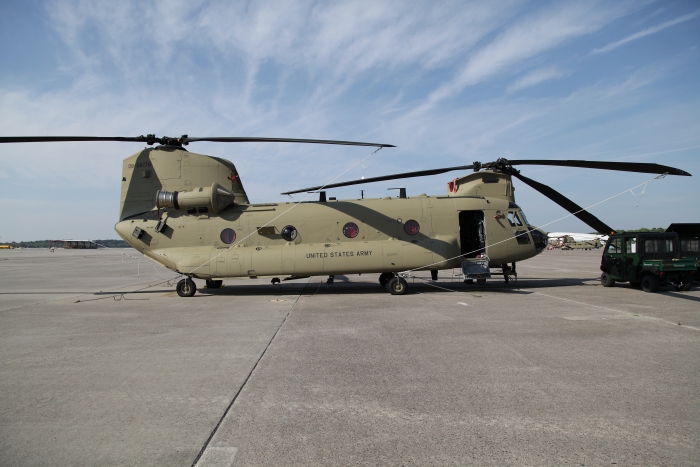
[281,225,298,241]
[343,222,359,239]
[220,228,236,244]
[404,220,420,236]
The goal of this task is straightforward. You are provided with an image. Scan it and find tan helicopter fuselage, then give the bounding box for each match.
[115,147,546,280]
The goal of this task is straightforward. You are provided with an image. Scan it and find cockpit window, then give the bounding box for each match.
[507,211,523,227]
[515,230,531,245]
[519,210,530,225]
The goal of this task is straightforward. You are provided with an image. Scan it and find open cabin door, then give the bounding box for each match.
[459,211,486,258]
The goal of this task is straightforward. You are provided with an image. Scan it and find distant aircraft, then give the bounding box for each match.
[547,232,609,243]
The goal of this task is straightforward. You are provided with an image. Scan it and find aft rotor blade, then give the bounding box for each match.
[512,172,615,235]
[0,135,395,148]
[0,136,146,143]
[184,137,395,148]
[510,159,691,177]
[281,164,475,195]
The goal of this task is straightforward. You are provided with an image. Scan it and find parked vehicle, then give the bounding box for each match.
[600,232,695,292]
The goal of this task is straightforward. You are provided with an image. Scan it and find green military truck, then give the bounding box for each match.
[600,232,695,292]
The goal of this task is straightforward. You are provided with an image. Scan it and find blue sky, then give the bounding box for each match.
[1,0,699,241]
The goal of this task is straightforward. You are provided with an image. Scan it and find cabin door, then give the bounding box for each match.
[459,211,486,258]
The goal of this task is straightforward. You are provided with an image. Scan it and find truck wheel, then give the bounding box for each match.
[601,272,615,288]
[681,276,693,291]
[176,278,197,297]
[386,276,408,295]
[641,275,659,293]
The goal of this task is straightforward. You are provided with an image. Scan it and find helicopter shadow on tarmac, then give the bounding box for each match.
[194,276,600,298]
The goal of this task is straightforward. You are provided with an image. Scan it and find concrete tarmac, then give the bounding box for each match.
[0,248,698,466]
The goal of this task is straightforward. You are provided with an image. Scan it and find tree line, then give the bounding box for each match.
[2,239,130,248]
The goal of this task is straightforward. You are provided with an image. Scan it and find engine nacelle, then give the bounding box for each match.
[156,182,234,214]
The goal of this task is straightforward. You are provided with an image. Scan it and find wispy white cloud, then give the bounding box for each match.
[413,2,634,113]
[1,1,699,239]
[592,8,700,54]
[507,66,568,93]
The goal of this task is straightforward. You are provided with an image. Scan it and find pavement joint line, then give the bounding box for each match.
[531,291,700,331]
[191,276,313,467]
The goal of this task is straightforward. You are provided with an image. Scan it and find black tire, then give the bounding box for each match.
[386,276,408,295]
[379,272,395,287]
[681,275,693,291]
[601,272,615,288]
[177,278,197,297]
[206,279,223,289]
[641,275,659,293]
[476,278,486,285]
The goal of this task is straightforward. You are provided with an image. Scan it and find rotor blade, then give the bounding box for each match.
[509,159,691,176]
[184,137,395,147]
[512,172,615,235]
[0,135,395,148]
[0,136,146,143]
[281,164,475,195]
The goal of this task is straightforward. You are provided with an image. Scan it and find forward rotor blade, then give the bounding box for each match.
[512,172,615,235]
[510,159,691,176]
[281,164,475,195]
[183,137,395,147]
[0,136,145,143]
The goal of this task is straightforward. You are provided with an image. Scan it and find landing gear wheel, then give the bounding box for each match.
[476,278,486,285]
[386,276,408,295]
[177,278,197,297]
[271,277,281,285]
[206,279,223,289]
[641,275,659,293]
[379,272,395,287]
[601,272,615,288]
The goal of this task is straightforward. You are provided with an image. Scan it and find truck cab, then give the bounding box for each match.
[600,232,695,292]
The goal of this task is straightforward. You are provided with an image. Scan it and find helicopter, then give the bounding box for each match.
[0,135,691,297]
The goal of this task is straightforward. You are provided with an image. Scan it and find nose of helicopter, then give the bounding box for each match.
[529,226,548,254]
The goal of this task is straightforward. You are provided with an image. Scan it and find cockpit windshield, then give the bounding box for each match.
[507,211,523,227]
[519,210,530,225]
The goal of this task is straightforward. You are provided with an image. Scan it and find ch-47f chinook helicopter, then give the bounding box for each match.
[1,135,691,297]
